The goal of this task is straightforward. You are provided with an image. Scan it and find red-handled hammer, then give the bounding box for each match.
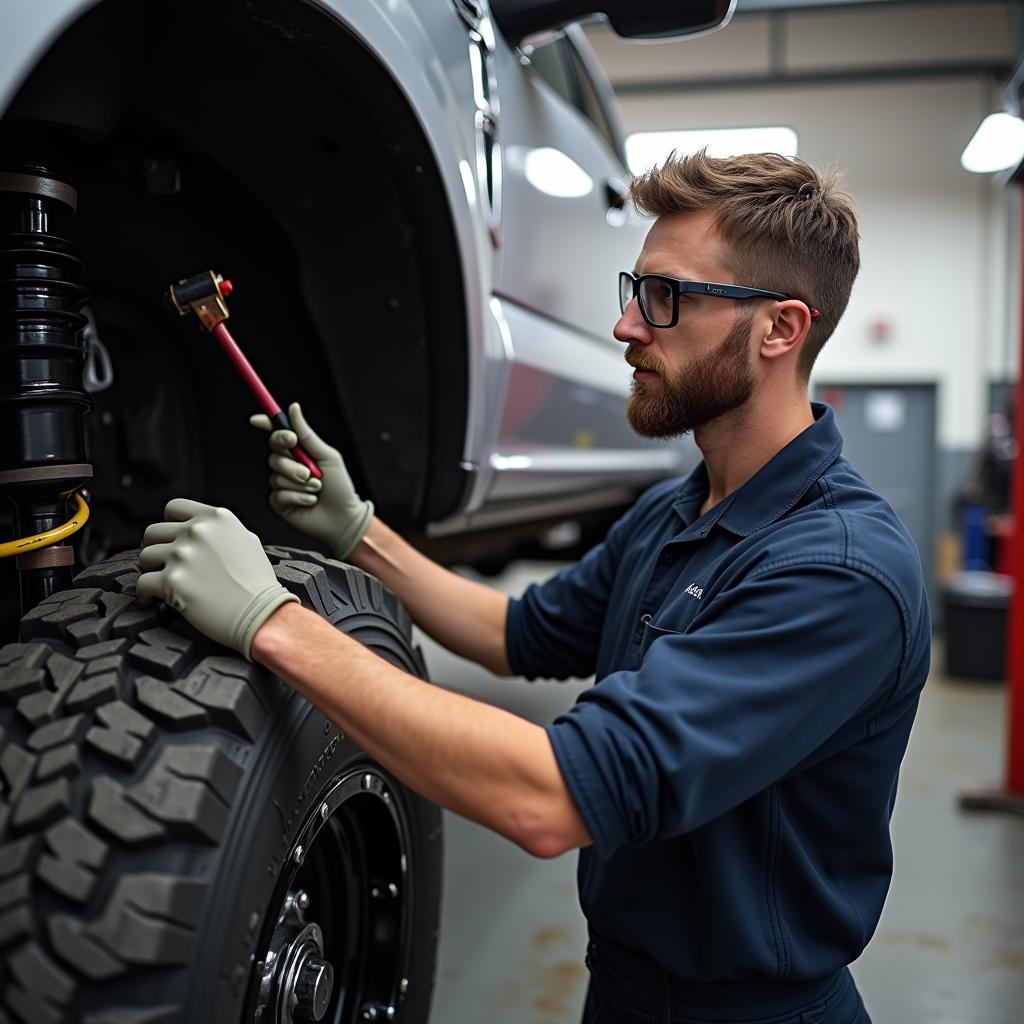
[165,270,322,480]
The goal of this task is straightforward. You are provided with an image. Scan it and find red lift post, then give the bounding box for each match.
[961,188,1024,814]
[1005,193,1024,801]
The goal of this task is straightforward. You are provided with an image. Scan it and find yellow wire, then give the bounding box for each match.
[0,491,90,559]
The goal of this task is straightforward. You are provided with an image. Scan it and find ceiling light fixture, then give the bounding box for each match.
[625,126,798,176]
[960,112,1024,174]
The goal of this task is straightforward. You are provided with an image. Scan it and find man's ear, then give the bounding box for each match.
[760,301,813,362]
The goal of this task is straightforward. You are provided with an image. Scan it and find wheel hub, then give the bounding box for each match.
[246,766,412,1024]
[255,891,334,1023]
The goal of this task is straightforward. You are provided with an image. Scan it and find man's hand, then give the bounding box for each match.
[137,498,298,661]
[250,401,373,560]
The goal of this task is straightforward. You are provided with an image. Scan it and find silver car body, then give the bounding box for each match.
[1,0,692,536]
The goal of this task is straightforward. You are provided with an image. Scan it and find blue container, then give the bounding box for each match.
[961,504,989,571]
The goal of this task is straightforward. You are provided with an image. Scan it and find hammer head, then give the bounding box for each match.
[166,270,232,331]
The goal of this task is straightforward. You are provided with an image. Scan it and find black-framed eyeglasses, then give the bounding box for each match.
[619,271,820,329]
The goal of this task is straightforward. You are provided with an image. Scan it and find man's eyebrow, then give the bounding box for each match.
[634,267,700,280]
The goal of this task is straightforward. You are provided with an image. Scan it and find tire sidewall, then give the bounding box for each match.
[185,670,441,1024]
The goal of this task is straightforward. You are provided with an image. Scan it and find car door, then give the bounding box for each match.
[484,22,692,504]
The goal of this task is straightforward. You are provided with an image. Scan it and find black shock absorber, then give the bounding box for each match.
[0,158,93,623]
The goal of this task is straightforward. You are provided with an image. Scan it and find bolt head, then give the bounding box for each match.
[294,845,305,866]
[294,956,334,1021]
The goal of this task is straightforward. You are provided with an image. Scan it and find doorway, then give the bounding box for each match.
[814,383,938,609]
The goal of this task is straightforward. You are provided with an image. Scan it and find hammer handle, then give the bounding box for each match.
[211,322,323,480]
[270,411,324,481]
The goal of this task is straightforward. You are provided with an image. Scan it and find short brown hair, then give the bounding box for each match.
[628,150,860,378]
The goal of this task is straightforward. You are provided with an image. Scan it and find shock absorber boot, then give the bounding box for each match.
[0,158,93,608]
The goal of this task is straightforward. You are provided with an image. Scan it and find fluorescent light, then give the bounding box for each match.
[960,112,1024,174]
[626,127,798,176]
[523,147,594,198]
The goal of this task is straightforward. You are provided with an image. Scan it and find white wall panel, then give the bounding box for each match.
[785,3,1012,71]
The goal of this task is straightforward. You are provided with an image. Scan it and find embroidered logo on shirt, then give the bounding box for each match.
[685,583,703,600]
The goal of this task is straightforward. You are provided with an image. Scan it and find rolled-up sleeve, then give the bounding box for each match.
[505,480,675,681]
[545,561,905,857]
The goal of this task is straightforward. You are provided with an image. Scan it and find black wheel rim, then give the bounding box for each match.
[245,765,414,1023]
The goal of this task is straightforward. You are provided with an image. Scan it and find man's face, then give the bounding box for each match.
[614,209,759,439]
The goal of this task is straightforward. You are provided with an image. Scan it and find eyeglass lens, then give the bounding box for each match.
[618,273,634,316]
[619,274,675,327]
[638,277,674,327]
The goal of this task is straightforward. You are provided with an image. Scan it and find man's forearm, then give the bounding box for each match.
[348,516,512,676]
[251,601,590,857]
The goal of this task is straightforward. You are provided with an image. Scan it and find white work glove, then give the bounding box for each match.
[137,498,299,661]
[249,401,374,561]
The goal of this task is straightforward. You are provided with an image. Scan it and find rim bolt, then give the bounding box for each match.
[320,801,330,820]
[361,1006,380,1021]
[295,889,310,912]
[294,845,305,866]
[387,882,399,898]
[400,978,409,995]
[361,773,374,791]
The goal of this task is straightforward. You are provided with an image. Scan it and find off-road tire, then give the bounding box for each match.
[0,545,442,1024]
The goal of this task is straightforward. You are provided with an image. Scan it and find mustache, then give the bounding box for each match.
[625,349,665,375]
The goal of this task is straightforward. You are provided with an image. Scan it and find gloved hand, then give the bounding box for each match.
[137,498,299,661]
[250,401,374,561]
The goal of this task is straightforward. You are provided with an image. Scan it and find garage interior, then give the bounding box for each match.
[427,1,1024,1022]
[2,0,1024,1021]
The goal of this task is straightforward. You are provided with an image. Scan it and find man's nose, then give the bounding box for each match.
[613,298,652,346]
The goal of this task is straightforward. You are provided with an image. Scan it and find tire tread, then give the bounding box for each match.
[0,546,439,1024]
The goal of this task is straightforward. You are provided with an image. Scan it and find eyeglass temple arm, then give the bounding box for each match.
[691,282,820,318]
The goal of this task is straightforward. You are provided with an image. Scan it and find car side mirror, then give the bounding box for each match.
[489,0,736,46]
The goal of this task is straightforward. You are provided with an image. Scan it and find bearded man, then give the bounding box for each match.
[139,151,930,1024]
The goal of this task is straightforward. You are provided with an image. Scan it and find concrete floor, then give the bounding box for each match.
[422,563,1024,1024]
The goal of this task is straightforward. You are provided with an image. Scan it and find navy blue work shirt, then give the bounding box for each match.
[506,403,930,983]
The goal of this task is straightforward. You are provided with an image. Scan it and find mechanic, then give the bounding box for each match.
[138,151,930,1024]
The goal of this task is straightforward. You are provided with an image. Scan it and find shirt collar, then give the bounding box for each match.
[671,403,843,539]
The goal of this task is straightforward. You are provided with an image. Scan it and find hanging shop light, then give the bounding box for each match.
[960,112,1024,174]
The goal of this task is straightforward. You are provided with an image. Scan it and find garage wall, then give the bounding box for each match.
[585,1,1019,455]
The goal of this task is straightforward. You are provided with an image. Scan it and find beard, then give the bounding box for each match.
[626,309,756,438]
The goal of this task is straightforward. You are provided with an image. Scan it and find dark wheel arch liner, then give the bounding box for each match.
[3,0,471,530]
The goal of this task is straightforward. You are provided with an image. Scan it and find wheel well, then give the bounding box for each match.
[1,0,470,555]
